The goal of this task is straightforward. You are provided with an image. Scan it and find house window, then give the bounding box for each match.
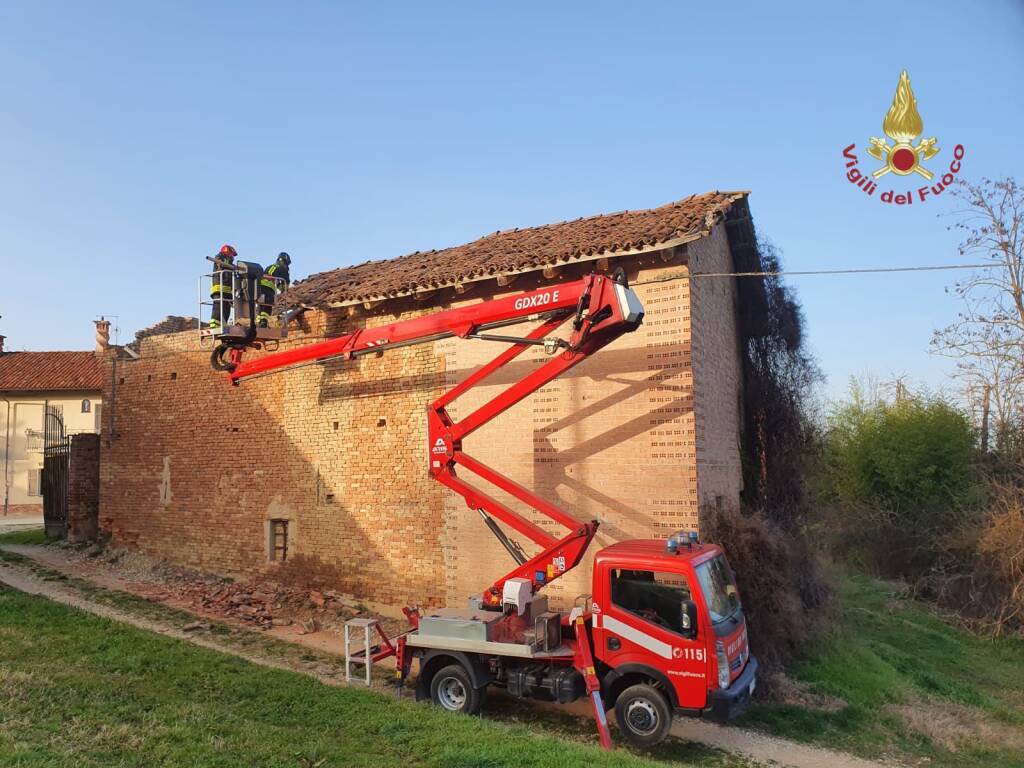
[81,399,91,413]
[28,469,42,497]
[269,519,289,562]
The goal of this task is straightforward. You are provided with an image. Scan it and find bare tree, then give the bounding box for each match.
[932,179,1024,452]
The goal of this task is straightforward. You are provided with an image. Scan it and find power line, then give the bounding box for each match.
[685,262,1000,279]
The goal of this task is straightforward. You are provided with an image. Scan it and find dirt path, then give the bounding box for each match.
[1,541,403,656]
[0,557,348,686]
[668,721,893,768]
[0,516,44,535]
[552,694,894,768]
[0,546,897,768]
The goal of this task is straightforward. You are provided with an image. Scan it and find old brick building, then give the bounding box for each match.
[98,190,762,609]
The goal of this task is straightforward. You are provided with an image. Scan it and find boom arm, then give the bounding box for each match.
[216,272,644,606]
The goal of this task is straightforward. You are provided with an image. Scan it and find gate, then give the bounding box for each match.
[42,405,70,539]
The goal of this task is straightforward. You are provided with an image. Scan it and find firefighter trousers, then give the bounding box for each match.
[256,285,276,327]
[210,294,232,328]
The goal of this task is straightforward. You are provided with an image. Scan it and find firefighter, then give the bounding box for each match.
[256,251,291,328]
[209,244,237,329]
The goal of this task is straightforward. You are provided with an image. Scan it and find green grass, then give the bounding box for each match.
[8,533,1021,766]
[0,547,381,681]
[740,570,1024,767]
[0,586,746,768]
[0,527,48,545]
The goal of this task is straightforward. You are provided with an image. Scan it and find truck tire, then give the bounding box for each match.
[429,664,485,716]
[614,683,672,747]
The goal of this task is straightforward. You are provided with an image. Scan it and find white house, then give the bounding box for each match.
[0,335,103,517]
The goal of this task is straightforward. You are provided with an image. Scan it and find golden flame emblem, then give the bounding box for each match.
[867,70,940,180]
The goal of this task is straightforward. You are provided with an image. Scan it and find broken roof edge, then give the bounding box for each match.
[316,229,701,309]
[301,190,751,310]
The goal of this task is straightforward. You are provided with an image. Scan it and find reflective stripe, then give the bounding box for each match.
[593,693,608,726]
[211,284,232,294]
[602,614,673,659]
[259,279,278,290]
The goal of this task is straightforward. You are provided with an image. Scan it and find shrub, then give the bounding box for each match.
[822,395,978,522]
[702,504,830,671]
[814,386,1024,636]
[928,480,1024,635]
[720,232,830,670]
[975,486,1024,631]
[816,390,982,578]
[735,238,821,528]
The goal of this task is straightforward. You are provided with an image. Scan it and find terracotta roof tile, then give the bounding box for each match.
[284,190,748,307]
[0,351,104,392]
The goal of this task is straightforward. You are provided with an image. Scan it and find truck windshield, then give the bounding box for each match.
[696,555,741,625]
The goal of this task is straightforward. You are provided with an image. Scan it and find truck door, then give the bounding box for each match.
[594,567,708,709]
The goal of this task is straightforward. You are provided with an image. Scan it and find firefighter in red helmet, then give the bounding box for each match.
[209,244,237,329]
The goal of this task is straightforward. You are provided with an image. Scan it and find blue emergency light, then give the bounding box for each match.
[666,530,700,554]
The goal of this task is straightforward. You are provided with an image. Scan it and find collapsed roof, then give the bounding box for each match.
[283,190,749,308]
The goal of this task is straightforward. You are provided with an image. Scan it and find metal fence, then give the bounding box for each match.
[42,405,70,539]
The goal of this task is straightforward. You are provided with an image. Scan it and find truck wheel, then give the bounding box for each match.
[614,683,672,747]
[429,664,485,716]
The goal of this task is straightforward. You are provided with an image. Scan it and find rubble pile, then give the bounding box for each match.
[143,579,366,632]
[63,544,404,637]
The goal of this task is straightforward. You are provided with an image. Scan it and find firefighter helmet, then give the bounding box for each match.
[219,244,237,259]
[277,251,291,265]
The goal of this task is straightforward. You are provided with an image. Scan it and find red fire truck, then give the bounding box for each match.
[205,264,757,748]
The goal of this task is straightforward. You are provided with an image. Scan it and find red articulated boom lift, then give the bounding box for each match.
[207,266,757,749]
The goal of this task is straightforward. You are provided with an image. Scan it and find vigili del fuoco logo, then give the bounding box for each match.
[842,70,964,206]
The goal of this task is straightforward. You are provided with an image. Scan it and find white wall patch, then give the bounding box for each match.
[159,457,172,506]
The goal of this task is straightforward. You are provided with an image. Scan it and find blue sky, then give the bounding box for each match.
[2,1,1022,400]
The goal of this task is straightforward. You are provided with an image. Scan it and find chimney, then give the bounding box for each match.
[0,334,5,354]
[94,317,111,355]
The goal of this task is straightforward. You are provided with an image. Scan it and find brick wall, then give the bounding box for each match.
[690,224,745,514]
[99,223,745,608]
[67,433,100,542]
[99,309,448,607]
[436,258,701,606]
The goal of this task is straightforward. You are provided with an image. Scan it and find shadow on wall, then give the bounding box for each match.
[317,327,676,399]
[102,317,694,609]
[415,333,696,604]
[99,333,446,606]
[535,364,694,543]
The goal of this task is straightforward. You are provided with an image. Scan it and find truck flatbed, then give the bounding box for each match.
[405,630,574,660]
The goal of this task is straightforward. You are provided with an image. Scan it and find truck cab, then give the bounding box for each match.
[590,537,757,744]
[401,533,758,749]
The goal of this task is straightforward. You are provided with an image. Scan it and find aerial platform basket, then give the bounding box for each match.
[198,324,287,343]
[198,258,291,346]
